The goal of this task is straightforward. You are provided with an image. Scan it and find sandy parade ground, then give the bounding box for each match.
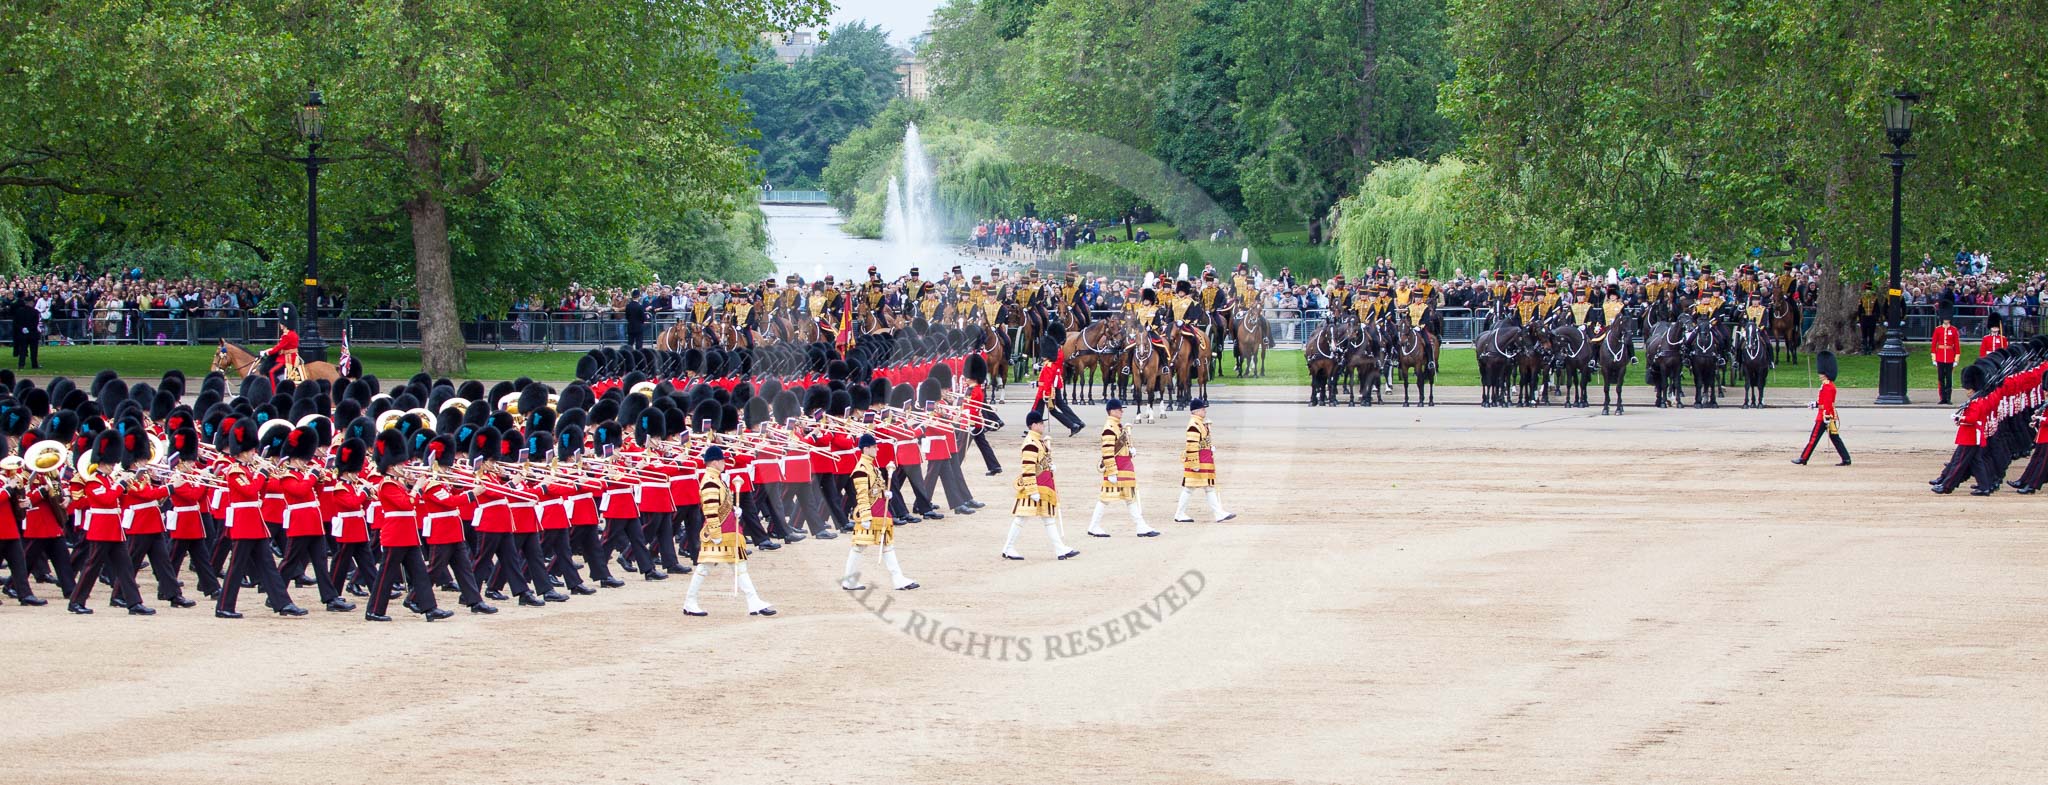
[2,390,2045,785]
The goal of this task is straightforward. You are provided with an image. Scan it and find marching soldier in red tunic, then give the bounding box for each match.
[69,431,151,615]
[215,421,306,618]
[276,426,355,612]
[1793,351,1851,467]
[163,428,221,601]
[365,431,452,621]
[415,434,496,614]
[0,450,47,605]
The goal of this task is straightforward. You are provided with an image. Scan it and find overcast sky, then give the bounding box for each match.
[825,0,947,47]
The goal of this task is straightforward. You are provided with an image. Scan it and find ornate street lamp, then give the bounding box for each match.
[291,85,331,362]
[1875,89,1918,404]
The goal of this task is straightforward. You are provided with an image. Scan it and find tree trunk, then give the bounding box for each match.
[1799,174,1859,354]
[404,121,466,376]
[408,195,464,376]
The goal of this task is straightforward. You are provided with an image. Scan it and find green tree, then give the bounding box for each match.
[1233,0,1456,242]
[1443,0,2048,351]
[1002,0,1195,223]
[0,0,825,375]
[923,0,1018,122]
[1152,0,1249,235]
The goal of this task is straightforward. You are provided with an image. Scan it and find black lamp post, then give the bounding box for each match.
[291,86,331,362]
[1874,89,1918,404]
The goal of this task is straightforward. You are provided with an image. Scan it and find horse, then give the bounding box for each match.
[1061,315,1127,404]
[1685,315,1724,408]
[1304,319,1356,407]
[1644,317,1689,408]
[1232,304,1270,378]
[1768,289,1802,364]
[1166,322,1211,411]
[1474,324,1525,408]
[1597,316,1635,415]
[1338,320,1382,406]
[1515,318,1552,406]
[1549,321,1595,408]
[1394,318,1439,407]
[210,339,353,384]
[1123,319,1167,422]
[1736,321,1773,408]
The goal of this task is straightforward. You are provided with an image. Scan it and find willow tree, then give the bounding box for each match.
[1444,0,2048,351]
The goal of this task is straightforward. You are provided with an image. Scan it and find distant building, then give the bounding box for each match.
[759,29,821,65]
[895,56,929,101]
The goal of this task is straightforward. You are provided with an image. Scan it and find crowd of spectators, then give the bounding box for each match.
[970,216,1149,258]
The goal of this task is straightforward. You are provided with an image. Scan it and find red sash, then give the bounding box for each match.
[1198,449,1214,465]
[870,496,890,519]
[1114,455,1135,473]
[1037,470,1057,490]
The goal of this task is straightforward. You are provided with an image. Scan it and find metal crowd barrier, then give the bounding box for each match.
[2,302,2036,351]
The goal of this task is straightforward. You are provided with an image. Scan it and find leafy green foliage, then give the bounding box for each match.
[736,22,905,188]
[1441,0,2048,350]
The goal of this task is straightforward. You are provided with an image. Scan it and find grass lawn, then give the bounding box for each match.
[16,343,1979,389]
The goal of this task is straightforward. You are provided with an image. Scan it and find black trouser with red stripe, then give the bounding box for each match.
[1798,420,1850,465]
[542,529,585,588]
[426,540,485,606]
[2,538,38,600]
[368,546,434,616]
[124,533,183,601]
[330,541,374,593]
[166,538,222,597]
[72,539,143,608]
[572,525,610,581]
[22,536,74,597]
[278,535,339,604]
[641,511,682,572]
[2009,445,2048,490]
[677,506,705,563]
[600,515,654,574]
[473,532,532,596]
[1932,445,1985,492]
[816,475,851,531]
[219,538,293,613]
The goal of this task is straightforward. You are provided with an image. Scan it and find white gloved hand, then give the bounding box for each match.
[1028,493,1041,503]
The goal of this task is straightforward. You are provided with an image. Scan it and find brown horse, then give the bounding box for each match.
[1061,314,1127,404]
[211,339,350,384]
[655,320,717,351]
[1123,319,1166,422]
[1394,321,1439,407]
[1232,303,1270,377]
[1767,288,1802,363]
[1304,319,1356,406]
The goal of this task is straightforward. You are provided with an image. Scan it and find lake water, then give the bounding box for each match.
[765,203,984,282]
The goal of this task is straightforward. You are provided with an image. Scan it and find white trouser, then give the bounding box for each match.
[1088,490,1154,535]
[1005,516,1072,558]
[1175,487,1229,520]
[686,562,771,614]
[841,544,914,589]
